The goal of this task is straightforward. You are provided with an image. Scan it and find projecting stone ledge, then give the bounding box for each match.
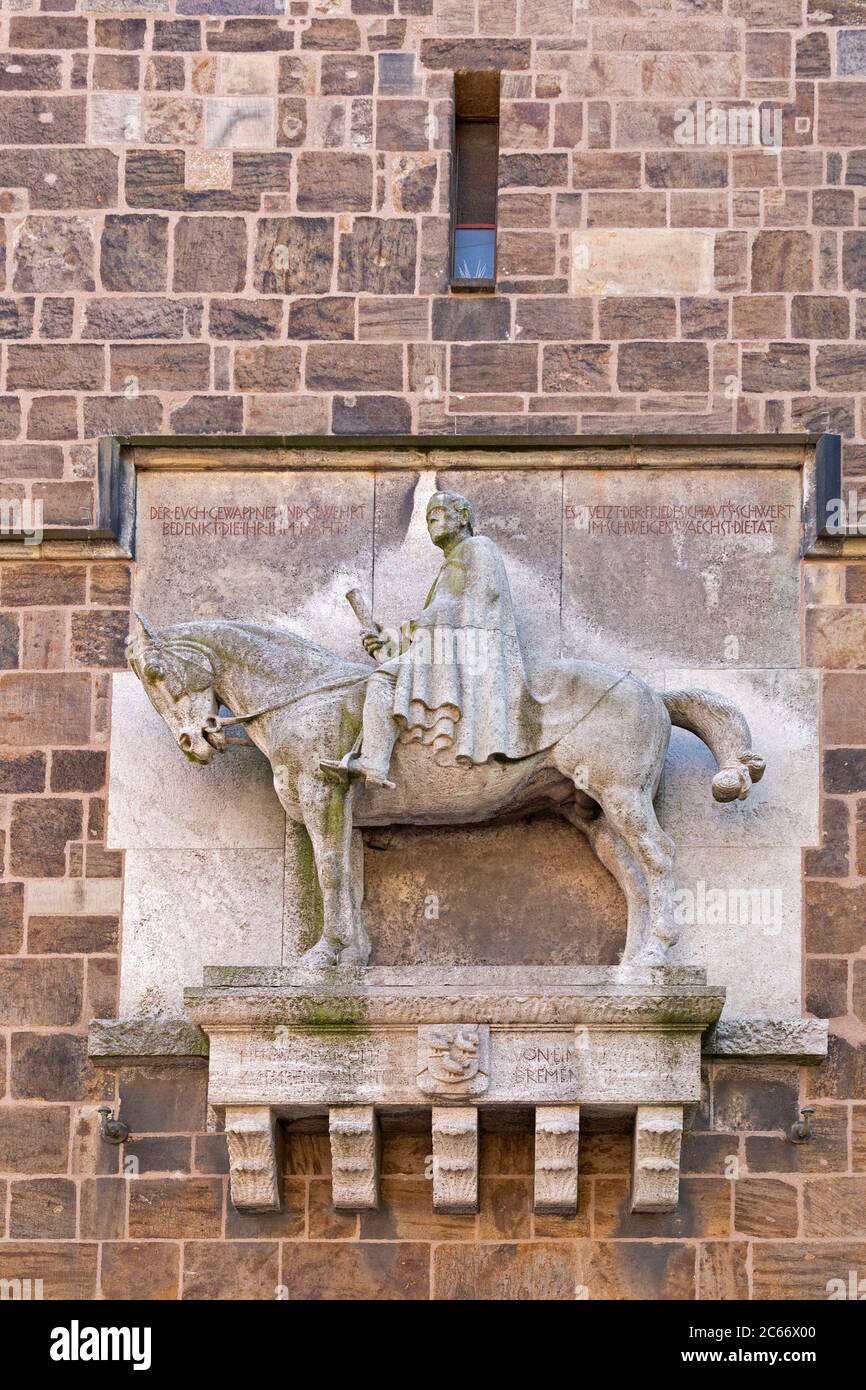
[88,1015,209,1060]
[186,963,723,1217]
[702,1016,828,1060]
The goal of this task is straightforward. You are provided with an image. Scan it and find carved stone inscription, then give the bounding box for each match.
[205,1029,414,1108]
[202,1022,704,1109]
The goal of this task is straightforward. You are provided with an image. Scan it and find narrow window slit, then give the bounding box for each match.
[450,69,500,291]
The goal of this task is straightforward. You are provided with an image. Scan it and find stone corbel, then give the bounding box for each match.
[534,1105,581,1215]
[431,1107,479,1214]
[630,1104,684,1213]
[329,1105,380,1211]
[224,1105,280,1213]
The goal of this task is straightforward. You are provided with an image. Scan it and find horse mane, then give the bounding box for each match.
[127,618,363,700]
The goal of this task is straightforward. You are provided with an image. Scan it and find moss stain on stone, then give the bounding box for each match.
[291,819,324,954]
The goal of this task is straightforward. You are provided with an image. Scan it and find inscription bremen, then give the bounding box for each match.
[513,1043,580,1088]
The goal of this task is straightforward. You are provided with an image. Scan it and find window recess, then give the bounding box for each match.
[450,70,500,291]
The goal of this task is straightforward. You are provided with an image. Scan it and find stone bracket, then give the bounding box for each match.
[329,1105,380,1211]
[224,1105,280,1214]
[432,1106,479,1215]
[534,1105,581,1216]
[630,1104,684,1213]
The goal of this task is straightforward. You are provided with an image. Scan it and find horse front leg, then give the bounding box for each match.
[295,773,366,968]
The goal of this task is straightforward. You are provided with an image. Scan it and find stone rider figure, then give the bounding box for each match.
[320,491,544,790]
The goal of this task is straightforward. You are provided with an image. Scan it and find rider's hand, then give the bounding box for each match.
[362,630,384,658]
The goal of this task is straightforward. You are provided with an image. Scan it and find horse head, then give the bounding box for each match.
[127,613,225,764]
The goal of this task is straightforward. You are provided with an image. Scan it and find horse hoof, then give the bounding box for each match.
[633,944,669,968]
[338,945,369,967]
[299,942,339,969]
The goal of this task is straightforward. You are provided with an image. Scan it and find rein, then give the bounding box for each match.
[207,668,376,733]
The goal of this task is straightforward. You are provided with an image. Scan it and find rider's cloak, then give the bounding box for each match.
[390,534,545,766]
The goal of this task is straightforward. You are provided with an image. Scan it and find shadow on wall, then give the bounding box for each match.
[363,814,626,966]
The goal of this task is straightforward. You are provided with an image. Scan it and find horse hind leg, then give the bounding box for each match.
[559,799,651,963]
[597,786,678,967]
[586,815,651,962]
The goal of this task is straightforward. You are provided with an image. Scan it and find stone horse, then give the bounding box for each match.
[127,615,765,970]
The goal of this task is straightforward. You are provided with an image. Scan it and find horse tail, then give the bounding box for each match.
[662,688,765,803]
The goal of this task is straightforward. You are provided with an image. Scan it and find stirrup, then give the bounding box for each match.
[319,755,395,792]
[319,756,351,787]
[354,762,396,791]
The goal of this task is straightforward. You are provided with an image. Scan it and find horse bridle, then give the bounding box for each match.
[201,668,377,742]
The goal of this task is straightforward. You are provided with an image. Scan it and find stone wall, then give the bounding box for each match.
[1,0,866,1300]
[0,1,864,486]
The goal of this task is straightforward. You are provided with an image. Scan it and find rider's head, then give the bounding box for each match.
[426,492,475,550]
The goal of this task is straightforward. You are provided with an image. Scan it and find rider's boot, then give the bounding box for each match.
[320,671,398,790]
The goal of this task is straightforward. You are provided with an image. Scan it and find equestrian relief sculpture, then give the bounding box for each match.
[128,492,766,972]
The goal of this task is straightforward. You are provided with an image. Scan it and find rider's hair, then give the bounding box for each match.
[427,491,475,534]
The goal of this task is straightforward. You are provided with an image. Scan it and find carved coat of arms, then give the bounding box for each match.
[417,1024,490,1098]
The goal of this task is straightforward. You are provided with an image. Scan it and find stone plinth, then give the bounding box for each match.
[185,964,724,1215]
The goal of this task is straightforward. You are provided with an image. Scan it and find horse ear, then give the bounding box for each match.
[134,610,160,642]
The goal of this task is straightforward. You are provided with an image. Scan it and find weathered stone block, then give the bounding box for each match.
[734,1178,799,1237]
[0,1108,70,1175]
[9,1179,77,1241]
[332,395,412,434]
[71,611,129,668]
[173,216,247,292]
[209,298,283,339]
[281,299,353,346]
[542,343,611,392]
[233,345,301,392]
[110,344,210,391]
[13,216,94,293]
[11,1033,88,1103]
[297,152,373,211]
[573,229,713,294]
[451,343,537,393]
[816,345,866,392]
[142,95,202,145]
[338,217,416,294]
[183,1241,280,1300]
[618,342,708,391]
[741,342,811,392]
[101,214,168,292]
[100,1243,180,1301]
[751,230,814,290]
[306,344,403,392]
[129,1179,222,1239]
[7,345,104,391]
[9,799,82,878]
[818,82,866,145]
[253,216,333,295]
[0,958,82,1026]
[205,96,275,150]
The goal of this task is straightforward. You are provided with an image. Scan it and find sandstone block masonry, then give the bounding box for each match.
[1,2,866,1301]
[0,4,863,518]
